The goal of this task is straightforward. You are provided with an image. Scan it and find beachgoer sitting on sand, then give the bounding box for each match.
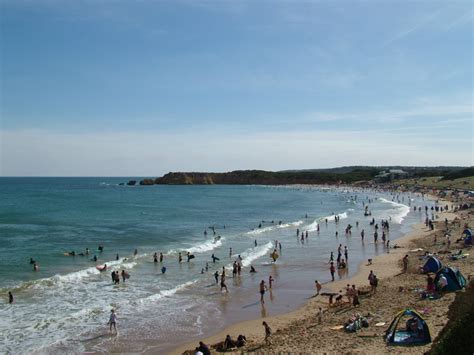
[197,341,210,355]
[223,335,236,350]
[236,334,247,347]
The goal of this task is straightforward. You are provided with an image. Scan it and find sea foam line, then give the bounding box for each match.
[378,198,410,224]
[246,220,303,236]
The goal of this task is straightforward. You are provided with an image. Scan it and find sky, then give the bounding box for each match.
[0,0,473,176]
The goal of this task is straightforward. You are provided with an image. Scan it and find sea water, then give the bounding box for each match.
[0,178,431,353]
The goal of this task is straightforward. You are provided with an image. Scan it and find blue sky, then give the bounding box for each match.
[1,0,473,176]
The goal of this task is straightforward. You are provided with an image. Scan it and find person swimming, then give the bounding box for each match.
[29,258,35,264]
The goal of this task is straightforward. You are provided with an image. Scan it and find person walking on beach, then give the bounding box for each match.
[402,254,409,273]
[108,309,117,333]
[368,270,375,286]
[344,246,348,261]
[259,280,268,303]
[8,291,13,304]
[330,262,336,281]
[329,252,334,262]
[262,321,272,345]
[361,229,364,241]
[315,280,322,295]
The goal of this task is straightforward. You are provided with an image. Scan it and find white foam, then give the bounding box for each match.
[52,266,100,283]
[187,238,223,253]
[36,259,138,285]
[319,212,348,222]
[306,220,320,232]
[238,242,274,267]
[379,198,410,224]
[246,226,274,235]
[246,220,302,235]
[138,280,198,304]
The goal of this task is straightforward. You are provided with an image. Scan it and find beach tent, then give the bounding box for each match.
[422,256,442,273]
[462,228,472,245]
[434,266,466,292]
[385,309,431,345]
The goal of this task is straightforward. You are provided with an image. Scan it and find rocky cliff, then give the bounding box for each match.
[151,169,378,185]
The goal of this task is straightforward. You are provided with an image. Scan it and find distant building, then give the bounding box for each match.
[374,169,409,182]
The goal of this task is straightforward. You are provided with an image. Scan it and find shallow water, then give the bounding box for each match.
[0,178,432,353]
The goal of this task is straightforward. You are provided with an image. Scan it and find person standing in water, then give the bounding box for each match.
[330,262,336,281]
[259,280,268,303]
[214,271,219,284]
[159,252,163,263]
[220,273,228,293]
[8,291,13,304]
[108,309,117,333]
[268,275,274,289]
[178,252,182,263]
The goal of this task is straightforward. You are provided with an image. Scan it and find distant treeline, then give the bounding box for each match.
[131,166,471,186]
[439,167,474,181]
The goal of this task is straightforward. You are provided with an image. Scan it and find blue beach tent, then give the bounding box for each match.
[462,228,472,245]
[434,266,466,292]
[385,309,431,345]
[422,256,442,273]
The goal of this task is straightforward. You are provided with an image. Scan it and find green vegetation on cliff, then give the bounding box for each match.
[154,168,379,185]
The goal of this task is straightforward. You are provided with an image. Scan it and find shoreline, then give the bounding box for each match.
[170,214,439,354]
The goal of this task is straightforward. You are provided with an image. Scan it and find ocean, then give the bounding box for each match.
[0,178,431,353]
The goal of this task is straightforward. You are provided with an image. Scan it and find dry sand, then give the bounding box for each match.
[172,207,473,355]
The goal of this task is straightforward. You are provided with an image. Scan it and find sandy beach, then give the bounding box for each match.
[173,204,473,354]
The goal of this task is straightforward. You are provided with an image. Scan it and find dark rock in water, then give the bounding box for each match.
[127,180,137,186]
[140,179,155,186]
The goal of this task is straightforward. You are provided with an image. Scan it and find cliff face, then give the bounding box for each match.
[153,169,378,185]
